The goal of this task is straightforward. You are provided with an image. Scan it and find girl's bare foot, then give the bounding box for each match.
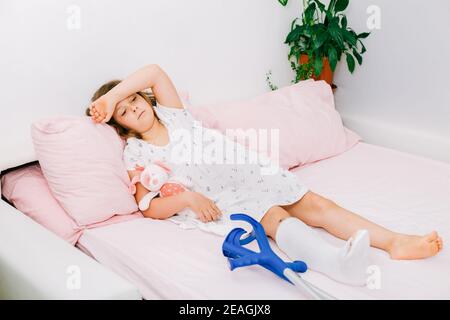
[388,231,443,260]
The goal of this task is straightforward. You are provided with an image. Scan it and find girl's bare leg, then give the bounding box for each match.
[282,191,443,260]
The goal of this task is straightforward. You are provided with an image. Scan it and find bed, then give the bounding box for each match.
[75,142,450,299]
[1,0,449,300]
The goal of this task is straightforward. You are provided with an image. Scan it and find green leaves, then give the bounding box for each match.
[327,0,348,14]
[311,0,326,11]
[334,0,349,12]
[341,16,347,29]
[285,25,303,43]
[290,17,299,31]
[313,29,328,49]
[346,53,355,73]
[303,2,317,24]
[352,48,362,65]
[359,40,367,53]
[281,0,370,81]
[328,18,344,48]
[313,54,324,76]
[278,0,289,6]
[357,32,370,39]
[328,47,338,71]
[327,0,337,12]
[342,29,357,47]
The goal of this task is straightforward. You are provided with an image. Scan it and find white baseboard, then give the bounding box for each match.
[341,113,450,164]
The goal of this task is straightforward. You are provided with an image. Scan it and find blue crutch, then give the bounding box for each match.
[222,213,337,300]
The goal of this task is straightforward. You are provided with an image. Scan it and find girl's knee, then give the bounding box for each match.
[260,206,291,239]
[314,193,336,212]
[292,192,336,227]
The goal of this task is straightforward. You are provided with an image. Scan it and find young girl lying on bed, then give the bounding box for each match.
[86,64,443,286]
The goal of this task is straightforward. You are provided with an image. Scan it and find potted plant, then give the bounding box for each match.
[269,0,370,89]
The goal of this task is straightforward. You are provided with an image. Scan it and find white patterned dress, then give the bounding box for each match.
[123,102,309,236]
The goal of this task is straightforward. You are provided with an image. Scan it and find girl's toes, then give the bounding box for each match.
[426,231,438,242]
[437,237,443,251]
[430,241,439,255]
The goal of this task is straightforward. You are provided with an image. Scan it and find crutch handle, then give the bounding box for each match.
[222,213,308,282]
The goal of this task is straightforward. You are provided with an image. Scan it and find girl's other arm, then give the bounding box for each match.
[128,170,186,220]
[128,170,222,222]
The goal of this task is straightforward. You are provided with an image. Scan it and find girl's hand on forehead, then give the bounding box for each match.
[89,94,116,124]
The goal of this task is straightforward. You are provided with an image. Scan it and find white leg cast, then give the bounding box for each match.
[275,217,370,286]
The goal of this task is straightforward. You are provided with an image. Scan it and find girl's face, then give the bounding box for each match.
[112,93,156,133]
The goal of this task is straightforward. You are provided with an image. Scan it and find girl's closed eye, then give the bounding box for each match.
[121,96,136,117]
[122,96,136,116]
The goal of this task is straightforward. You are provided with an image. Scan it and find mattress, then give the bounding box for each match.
[77,142,450,299]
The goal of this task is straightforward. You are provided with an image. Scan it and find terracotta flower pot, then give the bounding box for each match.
[299,54,334,86]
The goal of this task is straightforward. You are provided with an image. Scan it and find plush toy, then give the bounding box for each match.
[128,160,193,212]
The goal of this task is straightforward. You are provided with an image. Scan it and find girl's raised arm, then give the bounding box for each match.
[90,64,183,123]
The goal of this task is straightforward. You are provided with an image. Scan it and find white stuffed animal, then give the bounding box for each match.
[128,160,193,212]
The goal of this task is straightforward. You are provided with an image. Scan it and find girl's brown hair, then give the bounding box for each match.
[85,79,159,140]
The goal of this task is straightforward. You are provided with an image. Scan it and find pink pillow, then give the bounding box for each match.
[187,80,361,169]
[31,116,139,226]
[1,164,83,245]
[1,164,143,245]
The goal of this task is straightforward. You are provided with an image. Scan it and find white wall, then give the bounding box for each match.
[0,0,302,171]
[332,0,450,163]
[1,0,449,171]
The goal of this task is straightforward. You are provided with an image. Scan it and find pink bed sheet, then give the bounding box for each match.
[77,142,450,299]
